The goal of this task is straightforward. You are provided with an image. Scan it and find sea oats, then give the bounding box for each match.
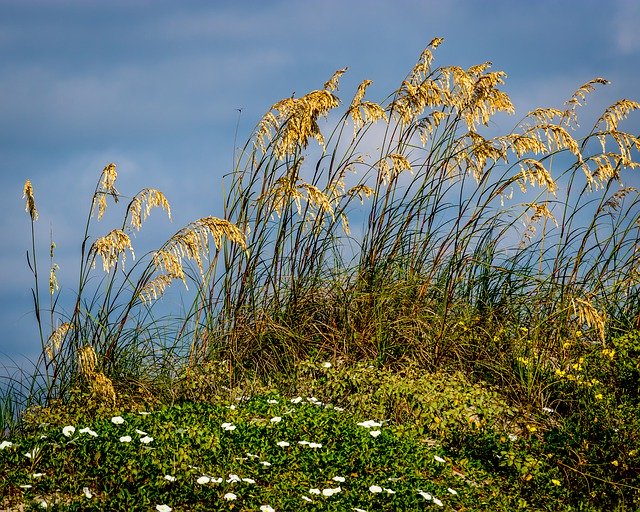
[566,77,610,108]
[164,216,246,275]
[129,188,171,231]
[597,99,640,132]
[96,163,119,220]
[324,67,348,92]
[23,179,38,221]
[527,124,580,158]
[45,322,73,360]
[572,297,606,344]
[499,134,547,158]
[138,274,176,303]
[348,80,386,132]
[49,263,60,295]
[300,183,334,220]
[517,159,557,194]
[525,108,566,126]
[458,132,507,182]
[418,110,448,144]
[525,202,558,228]
[271,89,340,159]
[90,229,135,273]
[78,345,98,377]
[347,184,375,203]
[601,187,637,214]
[263,176,304,218]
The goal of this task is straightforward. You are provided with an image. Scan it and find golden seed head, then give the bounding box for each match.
[324,67,348,92]
[129,188,172,231]
[96,163,120,220]
[138,274,176,303]
[22,179,38,221]
[49,263,60,295]
[77,345,98,377]
[45,322,73,360]
[269,89,340,159]
[163,216,247,275]
[90,229,135,273]
[517,159,557,194]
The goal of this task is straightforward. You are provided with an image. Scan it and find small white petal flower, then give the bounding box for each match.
[353,509,367,512]
[260,506,275,512]
[302,496,313,502]
[369,485,383,493]
[79,427,98,437]
[542,407,554,413]
[0,441,13,449]
[298,440,310,445]
[308,442,323,449]
[333,406,345,412]
[270,416,282,423]
[434,455,445,463]
[221,422,236,431]
[223,492,237,501]
[322,362,332,368]
[140,436,154,444]
[291,396,303,404]
[357,420,382,428]
[277,441,290,447]
[447,487,457,495]
[433,497,443,506]
[164,475,176,482]
[309,488,321,495]
[139,411,151,415]
[19,484,32,489]
[384,488,395,494]
[229,404,236,410]
[418,490,432,500]
[246,452,259,458]
[119,436,132,443]
[135,429,147,435]
[32,472,44,478]
[196,476,210,485]
[83,487,92,498]
[39,502,48,509]
[62,425,75,437]
[227,474,241,483]
[156,505,172,512]
[267,399,279,404]
[242,477,256,484]
[322,487,341,496]
[110,416,125,425]
[211,477,223,483]
[332,476,345,482]
[260,461,272,467]
[369,430,381,438]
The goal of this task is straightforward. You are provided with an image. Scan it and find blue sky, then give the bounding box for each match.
[1,0,639,372]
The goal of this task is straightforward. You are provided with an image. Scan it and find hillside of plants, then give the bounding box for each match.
[2,38,639,510]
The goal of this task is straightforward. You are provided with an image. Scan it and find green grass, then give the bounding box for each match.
[3,38,640,510]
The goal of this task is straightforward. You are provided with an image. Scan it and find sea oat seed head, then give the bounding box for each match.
[23,179,38,221]
[90,229,135,273]
[129,188,171,231]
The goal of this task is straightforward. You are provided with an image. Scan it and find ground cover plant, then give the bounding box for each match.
[2,38,639,510]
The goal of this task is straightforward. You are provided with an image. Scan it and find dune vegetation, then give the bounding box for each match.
[2,38,639,510]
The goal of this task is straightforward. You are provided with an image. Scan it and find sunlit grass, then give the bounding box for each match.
[3,37,640,510]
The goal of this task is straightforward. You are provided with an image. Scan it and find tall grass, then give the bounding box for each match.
[17,38,639,408]
[7,37,640,509]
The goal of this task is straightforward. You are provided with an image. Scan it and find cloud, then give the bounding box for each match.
[611,0,640,55]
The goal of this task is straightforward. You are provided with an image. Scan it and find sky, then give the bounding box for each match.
[1,0,639,376]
